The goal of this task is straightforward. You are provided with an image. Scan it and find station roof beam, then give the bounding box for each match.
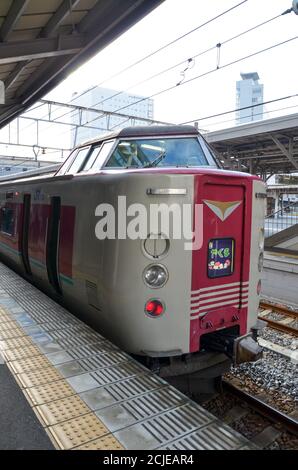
[0,0,30,42]
[270,134,298,171]
[0,35,86,63]
[206,113,298,176]
[0,0,164,129]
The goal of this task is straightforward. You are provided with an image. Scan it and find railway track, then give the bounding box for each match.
[258,301,298,336]
[202,377,298,449]
[222,379,298,439]
[201,300,298,448]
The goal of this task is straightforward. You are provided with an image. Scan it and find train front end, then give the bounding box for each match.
[188,170,265,364]
[97,126,266,395]
[121,170,265,393]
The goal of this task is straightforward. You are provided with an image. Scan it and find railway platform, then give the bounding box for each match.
[0,261,255,451]
[262,252,298,307]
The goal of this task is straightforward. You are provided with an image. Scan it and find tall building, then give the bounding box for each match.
[71,86,154,146]
[236,72,263,125]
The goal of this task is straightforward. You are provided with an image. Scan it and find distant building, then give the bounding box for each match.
[71,86,154,146]
[236,72,263,125]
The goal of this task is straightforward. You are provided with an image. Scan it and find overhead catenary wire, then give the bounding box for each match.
[81,35,298,129]
[68,0,249,104]
[42,35,298,146]
[16,7,298,145]
[34,44,216,131]
[202,102,298,129]
[80,10,286,116]
[22,0,249,132]
[180,92,298,125]
[18,90,298,155]
[21,102,46,114]
[40,7,286,130]
[47,90,298,149]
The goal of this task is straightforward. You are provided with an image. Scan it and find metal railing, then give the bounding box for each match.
[265,200,298,238]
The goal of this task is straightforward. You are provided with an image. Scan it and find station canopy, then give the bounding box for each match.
[206,113,298,178]
[0,0,163,128]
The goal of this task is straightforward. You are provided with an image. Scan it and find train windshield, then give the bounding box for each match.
[104,137,216,168]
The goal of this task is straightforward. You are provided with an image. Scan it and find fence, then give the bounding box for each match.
[265,200,298,238]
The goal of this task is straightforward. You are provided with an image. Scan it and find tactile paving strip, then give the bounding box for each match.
[8,354,52,374]
[3,344,41,361]
[35,395,91,426]
[0,335,33,350]
[48,413,109,449]
[18,366,63,388]
[24,379,75,406]
[0,325,25,340]
[0,318,19,328]
[0,262,256,450]
[76,435,124,450]
[0,315,15,324]
[0,321,21,332]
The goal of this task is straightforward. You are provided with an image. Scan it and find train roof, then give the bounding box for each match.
[0,164,59,183]
[80,125,199,147]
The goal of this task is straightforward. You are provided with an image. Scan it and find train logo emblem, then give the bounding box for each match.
[203,200,242,221]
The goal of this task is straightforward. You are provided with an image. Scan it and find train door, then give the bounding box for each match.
[20,194,31,275]
[46,196,62,295]
[200,183,246,291]
[190,177,251,352]
[28,195,50,280]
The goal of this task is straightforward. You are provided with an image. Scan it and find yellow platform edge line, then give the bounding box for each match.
[0,303,124,451]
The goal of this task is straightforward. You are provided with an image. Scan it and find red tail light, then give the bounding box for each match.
[145,300,164,317]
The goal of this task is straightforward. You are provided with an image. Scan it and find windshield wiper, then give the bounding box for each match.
[144,150,166,168]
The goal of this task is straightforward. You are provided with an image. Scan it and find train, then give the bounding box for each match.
[0,125,265,397]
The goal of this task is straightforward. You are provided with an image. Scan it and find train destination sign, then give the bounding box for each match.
[207,238,234,278]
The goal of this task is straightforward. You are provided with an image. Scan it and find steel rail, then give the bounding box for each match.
[222,379,298,437]
[259,301,298,319]
[258,301,298,336]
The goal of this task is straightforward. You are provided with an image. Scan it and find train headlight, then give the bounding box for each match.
[143,264,168,288]
[258,253,264,272]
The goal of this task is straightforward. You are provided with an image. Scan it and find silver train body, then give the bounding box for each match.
[0,126,265,394]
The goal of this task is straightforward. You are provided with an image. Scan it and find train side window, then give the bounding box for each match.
[0,206,15,236]
[80,144,102,172]
[55,149,77,176]
[90,141,115,171]
[66,146,91,174]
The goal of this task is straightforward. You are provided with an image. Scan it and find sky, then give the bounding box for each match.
[48,0,298,125]
[1,0,298,160]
